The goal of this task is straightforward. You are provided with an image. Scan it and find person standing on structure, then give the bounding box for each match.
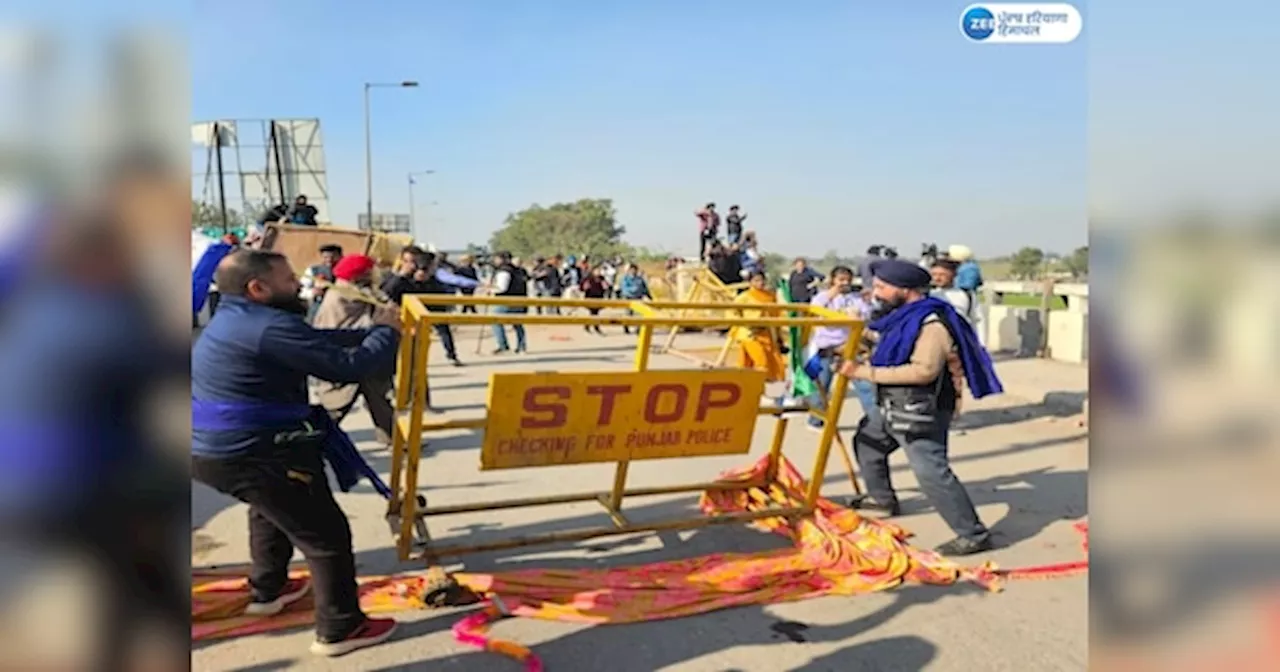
[695,202,720,259]
[725,205,747,245]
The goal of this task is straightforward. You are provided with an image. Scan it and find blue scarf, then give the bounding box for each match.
[192,242,235,313]
[869,296,1003,399]
[191,399,391,498]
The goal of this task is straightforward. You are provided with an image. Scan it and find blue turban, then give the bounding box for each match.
[872,259,932,290]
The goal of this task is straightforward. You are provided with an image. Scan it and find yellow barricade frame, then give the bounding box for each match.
[658,268,748,368]
[387,294,862,563]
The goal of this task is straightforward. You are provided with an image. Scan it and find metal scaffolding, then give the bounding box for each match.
[191,118,331,229]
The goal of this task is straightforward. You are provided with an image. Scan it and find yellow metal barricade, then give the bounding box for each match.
[658,268,749,368]
[386,295,861,562]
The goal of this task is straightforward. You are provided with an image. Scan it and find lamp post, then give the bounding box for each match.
[408,170,436,232]
[363,80,418,229]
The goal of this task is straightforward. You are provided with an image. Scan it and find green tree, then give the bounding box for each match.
[761,252,790,280]
[1063,245,1089,279]
[817,249,841,271]
[192,199,253,233]
[1009,246,1046,279]
[489,198,630,260]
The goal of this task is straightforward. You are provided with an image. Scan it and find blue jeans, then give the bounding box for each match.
[853,380,876,415]
[853,408,990,542]
[491,305,527,351]
[805,353,878,427]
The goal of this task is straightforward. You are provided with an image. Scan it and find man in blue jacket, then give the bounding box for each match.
[191,249,402,657]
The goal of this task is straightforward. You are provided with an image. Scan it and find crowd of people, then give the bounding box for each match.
[191,217,1004,660]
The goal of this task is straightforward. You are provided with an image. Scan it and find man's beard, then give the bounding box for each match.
[265,291,309,316]
[869,295,905,320]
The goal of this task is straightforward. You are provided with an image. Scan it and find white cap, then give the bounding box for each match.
[947,244,973,261]
[426,243,438,253]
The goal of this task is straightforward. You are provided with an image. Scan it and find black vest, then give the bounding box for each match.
[498,264,528,297]
[874,313,958,433]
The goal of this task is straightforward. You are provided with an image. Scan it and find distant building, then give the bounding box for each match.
[357,213,411,233]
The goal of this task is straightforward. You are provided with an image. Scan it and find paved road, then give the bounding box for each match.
[193,323,1088,671]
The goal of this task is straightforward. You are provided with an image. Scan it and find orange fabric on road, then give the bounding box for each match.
[193,454,1005,642]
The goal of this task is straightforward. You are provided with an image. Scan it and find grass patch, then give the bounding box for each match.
[978,292,1068,310]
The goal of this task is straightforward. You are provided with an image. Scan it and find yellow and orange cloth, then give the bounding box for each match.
[194,455,1087,668]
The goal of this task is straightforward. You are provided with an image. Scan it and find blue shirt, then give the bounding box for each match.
[191,296,399,457]
[620,274,650,299]
[956,260,983,291]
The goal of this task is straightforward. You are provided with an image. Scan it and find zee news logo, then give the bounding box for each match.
[961,3,1083,44]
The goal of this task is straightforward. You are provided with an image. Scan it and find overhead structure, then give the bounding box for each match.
[191,118,331,229]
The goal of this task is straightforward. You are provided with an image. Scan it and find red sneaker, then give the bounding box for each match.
[243,578,310,616]
[309,618,398,657]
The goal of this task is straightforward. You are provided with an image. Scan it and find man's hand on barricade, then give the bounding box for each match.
[839,360,871,380]
[374,305,403,331]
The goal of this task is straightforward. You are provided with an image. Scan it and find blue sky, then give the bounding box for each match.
[190,1,1091,257]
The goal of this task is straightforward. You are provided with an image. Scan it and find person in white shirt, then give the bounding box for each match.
[600,259,618,298]
[929,258,979,327]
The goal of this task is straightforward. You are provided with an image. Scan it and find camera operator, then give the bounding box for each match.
[380,245,426,306]
[919,243,940,269]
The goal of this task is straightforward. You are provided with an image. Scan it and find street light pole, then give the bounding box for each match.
[363,84,372,230]
[408,169,435,233]
[363,80,419,230]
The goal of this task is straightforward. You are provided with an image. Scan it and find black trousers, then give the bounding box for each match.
[699,230,717,259]
[191,444,364,640]
[433,323,458,360]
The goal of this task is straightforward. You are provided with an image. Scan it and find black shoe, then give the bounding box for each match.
[934,536,994,557]
[449,357,464,367]
[491,348,510,355]
[847,494,901,516]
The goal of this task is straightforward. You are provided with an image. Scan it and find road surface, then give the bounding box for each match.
[193,323,1088,671]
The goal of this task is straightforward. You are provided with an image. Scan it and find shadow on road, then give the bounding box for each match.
[365,582,964,672]
[868,466,1087,550]
[822,432,1088,490]
[952,393,1087,431]
[791,634,938,672]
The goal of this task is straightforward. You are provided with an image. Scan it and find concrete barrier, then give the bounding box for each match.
[982,281,1088,364]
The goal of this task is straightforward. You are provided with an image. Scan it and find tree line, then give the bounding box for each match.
[193,195,1086,280]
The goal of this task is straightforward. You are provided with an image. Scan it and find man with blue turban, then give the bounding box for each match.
[838,259,1003,556]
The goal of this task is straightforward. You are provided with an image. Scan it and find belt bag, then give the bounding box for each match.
[879,376,946,435]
